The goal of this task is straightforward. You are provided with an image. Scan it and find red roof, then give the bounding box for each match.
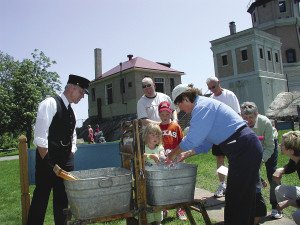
[99,56,184,79]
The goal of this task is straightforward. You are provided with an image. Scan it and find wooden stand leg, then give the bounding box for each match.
[184,206,197,225]
[190,201,212,225]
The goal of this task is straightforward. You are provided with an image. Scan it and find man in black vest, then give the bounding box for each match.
[27,74,90,225]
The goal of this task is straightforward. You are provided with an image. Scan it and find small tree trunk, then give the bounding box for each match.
[26,120,32,148]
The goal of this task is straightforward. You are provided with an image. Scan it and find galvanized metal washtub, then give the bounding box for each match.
[64,167,132,219]
[145,163,197,205]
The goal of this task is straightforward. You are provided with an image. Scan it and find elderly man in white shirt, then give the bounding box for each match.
[27,74,90,225]
[206,76,241,198]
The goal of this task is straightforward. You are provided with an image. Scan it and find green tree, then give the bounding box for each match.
[0,49,61,147]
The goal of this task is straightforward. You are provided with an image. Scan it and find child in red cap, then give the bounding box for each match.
[158,101,187,221]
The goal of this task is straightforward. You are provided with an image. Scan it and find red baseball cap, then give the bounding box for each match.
[158,101,172,113]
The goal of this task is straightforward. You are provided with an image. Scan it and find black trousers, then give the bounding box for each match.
[220,126,263,225]
[27,151,74,225]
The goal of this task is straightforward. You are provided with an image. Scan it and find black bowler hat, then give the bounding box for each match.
[67,74,90,94]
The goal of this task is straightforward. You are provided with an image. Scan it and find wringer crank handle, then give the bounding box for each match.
[53,164,78,180]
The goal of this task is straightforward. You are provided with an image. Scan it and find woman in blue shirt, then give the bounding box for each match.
[166,84,263,225]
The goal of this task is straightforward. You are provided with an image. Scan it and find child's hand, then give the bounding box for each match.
[149,154,160,163]
[277,200,291,211]
[273,168,284,184]
[165,149,172,156]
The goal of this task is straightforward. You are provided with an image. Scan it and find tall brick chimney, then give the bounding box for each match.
[94,48,102,79]
[229,21,236,35]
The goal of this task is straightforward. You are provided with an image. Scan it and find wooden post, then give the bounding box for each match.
[133,120,148,225]
[18,135,30,225]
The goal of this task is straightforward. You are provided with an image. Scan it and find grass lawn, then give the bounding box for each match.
[0,130,298,224]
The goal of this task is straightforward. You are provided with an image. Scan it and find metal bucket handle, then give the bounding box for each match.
[98,177,113,188]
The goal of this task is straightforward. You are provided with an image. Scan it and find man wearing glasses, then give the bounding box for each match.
[137,77,178,126]
[206,76,241,198]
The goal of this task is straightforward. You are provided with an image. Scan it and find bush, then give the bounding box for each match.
[0,133,19,149]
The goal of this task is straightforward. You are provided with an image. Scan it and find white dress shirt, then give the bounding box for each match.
[33,94,77,153]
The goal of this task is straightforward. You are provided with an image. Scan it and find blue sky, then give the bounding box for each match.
[1,0,252,126]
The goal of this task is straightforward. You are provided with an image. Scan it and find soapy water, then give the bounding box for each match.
[145,162,185,171]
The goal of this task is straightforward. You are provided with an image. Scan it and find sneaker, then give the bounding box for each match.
[214,183,226,198]
[271,209,283,219]
[176,208,187,221]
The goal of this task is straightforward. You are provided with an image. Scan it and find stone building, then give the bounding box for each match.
[88,48,184,120]
[211,0,300,114]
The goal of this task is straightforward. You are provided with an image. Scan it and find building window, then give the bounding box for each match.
[128,82,132,87]
[154,78,164,93]
[120,78,125,94]
[170,78,175,91]
[267,51,272,61]
[105,83,113,105]
[279,1,286,13]
[221,54,228,66]
[275,53,279,62]
[92,88,95,101]
[286,49,296,63]
[241,49,248,61]
[259,48,264,59]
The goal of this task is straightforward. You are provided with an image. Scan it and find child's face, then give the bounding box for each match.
[147,132,160,147]
[159,111,172,123]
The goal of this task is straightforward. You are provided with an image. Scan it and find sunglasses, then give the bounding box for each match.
[208,85,216,90]
[142,84,152,89]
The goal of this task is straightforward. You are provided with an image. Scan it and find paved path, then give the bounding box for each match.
[0,155,18,161]
[194,188,295,224]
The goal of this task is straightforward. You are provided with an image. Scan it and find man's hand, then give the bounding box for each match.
[37,147,48,159]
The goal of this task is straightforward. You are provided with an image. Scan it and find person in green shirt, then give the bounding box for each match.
[241,101,282,219]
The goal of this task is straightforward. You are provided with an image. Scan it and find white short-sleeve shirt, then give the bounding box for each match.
[211,89,241,114]
[137,92,174,122]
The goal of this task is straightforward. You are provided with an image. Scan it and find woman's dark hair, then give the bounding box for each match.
[174,84,202,104]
